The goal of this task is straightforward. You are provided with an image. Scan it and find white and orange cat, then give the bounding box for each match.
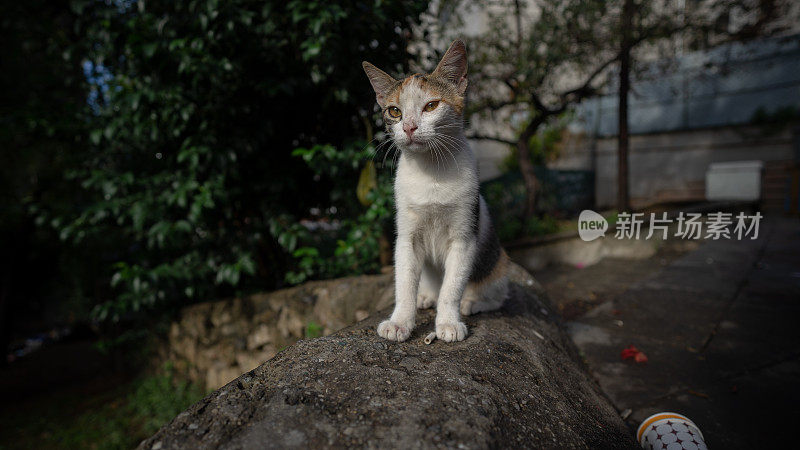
[362,39,509,343]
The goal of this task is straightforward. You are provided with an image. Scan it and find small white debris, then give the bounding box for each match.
[533,330,545,340]
[424,332,437,345]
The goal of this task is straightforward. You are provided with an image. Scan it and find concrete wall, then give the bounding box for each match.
[551,124,797,209]
[576,34,800,137]
[471,139,510,181]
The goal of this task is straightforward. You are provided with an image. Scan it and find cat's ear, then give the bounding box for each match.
[432,39,468,95]
[362,61,397,108]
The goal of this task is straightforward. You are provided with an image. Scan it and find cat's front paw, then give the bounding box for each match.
[436,321,468,342]
[377,320,413,342]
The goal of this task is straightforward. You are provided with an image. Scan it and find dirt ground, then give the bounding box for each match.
[534,238,702,320]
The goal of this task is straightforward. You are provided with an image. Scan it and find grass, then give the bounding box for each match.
[304,321,323,339]
[0,364,205,450]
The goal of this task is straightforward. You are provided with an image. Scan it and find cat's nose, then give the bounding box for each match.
[403,122,418,138]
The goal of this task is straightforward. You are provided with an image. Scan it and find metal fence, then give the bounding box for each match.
[481,168,595,219]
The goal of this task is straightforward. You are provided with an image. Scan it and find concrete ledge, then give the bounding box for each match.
[139,265,637,449]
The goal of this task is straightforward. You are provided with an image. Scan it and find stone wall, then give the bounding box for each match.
[166,273,394,390]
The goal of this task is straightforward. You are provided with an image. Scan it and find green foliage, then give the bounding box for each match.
[750,105,799,124]
[43,0,426,326]
[500,115,570,172]
[483,173,564,241]
[485,180,526,241]
[283,141,395,284]
[0,365,205,450]
[606,211,620,226]
[0,0,99,349]
[493,215,562,242]
[127,364,206,436]
[525,215,561,237]
[750,105,800,135]
[495,217,524,242]
[305,321,324,339]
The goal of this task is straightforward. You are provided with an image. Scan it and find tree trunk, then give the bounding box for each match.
[138,264,638,449]
[617,0,634,212]
[512,0,539,219]
[517,138,539,218]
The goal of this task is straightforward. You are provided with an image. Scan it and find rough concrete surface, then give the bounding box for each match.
[140,265,637,449]
[568,216,800,448]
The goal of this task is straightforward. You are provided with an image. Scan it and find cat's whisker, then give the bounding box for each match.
[427,138,443,171]
[430,139,444,172]
[381,140,398,167]
[433,135,461,171]
[432,140,447,176]
[436,133,465,149]
[373,139,394,164]
[438,142,460,172]
[433,143,442,176]
[367,139,385,160]
[363,135,392,163]
[391,146,401,170]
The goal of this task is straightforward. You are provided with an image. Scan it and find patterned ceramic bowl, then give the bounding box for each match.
[637,412,707,450]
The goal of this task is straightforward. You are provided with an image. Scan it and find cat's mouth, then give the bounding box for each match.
[399,134,431,151]
[402,140,427,152]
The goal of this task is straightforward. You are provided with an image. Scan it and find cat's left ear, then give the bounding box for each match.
[432,39,468,95]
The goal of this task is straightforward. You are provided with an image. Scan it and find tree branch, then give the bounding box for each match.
[529,91,550,115]
[466,98,517,115]
[558,54,619,104]
[466,133,516,146]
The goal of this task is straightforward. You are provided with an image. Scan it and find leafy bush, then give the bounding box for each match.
[525,215,561,237]
[500,114,571,172]
[45,0,427,326]
[284,141,395,284]
[484,175,563,241]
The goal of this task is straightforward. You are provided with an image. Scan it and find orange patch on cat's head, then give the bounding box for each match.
[363,39,468,114]
[384,72,465,114]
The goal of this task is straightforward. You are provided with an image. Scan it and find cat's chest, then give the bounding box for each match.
[395,167,470,207]
[396,182,471,239]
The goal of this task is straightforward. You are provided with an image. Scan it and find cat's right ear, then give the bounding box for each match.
[362,61,397,108]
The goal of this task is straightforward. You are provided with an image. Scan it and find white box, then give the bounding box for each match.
[705,160,763,201]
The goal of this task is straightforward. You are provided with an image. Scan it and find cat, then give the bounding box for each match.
[362,39,509,343]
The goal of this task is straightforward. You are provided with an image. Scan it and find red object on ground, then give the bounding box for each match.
[621,345,648,363]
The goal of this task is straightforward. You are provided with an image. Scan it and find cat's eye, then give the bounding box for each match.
[387,106,402,118]
[423,100,440,112]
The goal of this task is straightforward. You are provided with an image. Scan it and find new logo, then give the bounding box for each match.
[578,210,608,241]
